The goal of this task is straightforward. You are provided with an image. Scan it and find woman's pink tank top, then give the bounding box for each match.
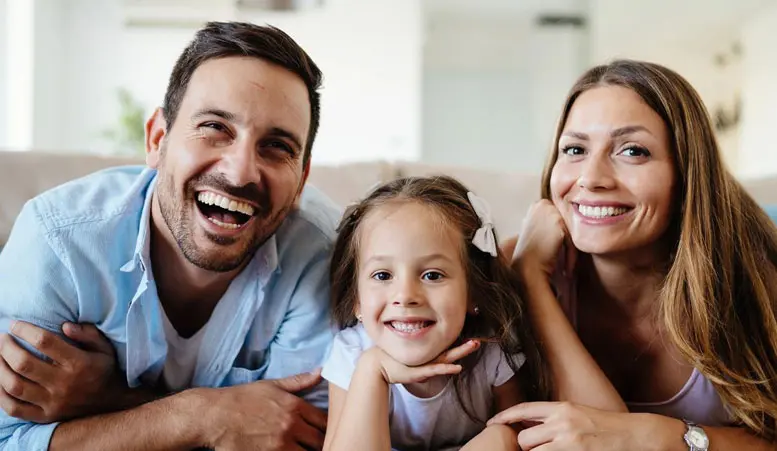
[554,270,733,426]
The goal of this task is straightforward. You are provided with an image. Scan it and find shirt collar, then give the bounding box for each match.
[120,172,157,274]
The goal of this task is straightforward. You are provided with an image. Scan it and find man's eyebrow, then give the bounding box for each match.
[269,127,304,152]
[191,108,238,123]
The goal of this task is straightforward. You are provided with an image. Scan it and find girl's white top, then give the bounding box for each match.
[322,324,525,450]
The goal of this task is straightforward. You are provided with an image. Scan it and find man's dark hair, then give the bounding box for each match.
[163,21,322,165]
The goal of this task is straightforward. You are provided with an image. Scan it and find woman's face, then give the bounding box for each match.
[550,85,677,258]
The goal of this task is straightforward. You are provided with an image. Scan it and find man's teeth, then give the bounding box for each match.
[207,217,242,229]
[390,321,429,332]
[578,205,629,219]
[197,192,255,216]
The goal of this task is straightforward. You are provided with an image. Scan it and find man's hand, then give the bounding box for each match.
[0,320,127,423]
[196,369,328,451]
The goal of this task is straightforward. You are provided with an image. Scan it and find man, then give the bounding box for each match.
[0,22,340,450]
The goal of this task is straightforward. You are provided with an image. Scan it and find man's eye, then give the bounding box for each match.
[202,122,228,133]
[266,140,294,154]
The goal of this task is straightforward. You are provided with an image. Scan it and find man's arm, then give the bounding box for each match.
[48,390,201,450]
[0,201,83,449]
[0,321,163,423]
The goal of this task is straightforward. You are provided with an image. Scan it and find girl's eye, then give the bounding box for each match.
[620,145,651,158]
[560,145,585,156]
[422,271,444,281]
[371,271,391,281]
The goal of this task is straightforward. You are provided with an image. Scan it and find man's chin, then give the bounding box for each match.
[182,237,255,272]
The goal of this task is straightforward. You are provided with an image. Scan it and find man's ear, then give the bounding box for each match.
[145,107,167,169]
[294,161,312,206]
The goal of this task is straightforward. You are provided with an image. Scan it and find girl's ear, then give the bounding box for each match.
[354,305,363,322]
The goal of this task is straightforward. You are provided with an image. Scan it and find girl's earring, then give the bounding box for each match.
[473,306,480,315]
[356,313,363,322]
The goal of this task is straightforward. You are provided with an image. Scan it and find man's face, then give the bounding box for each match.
[148,56,311,272]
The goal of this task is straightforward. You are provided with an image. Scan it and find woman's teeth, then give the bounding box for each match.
[578,205,629,218]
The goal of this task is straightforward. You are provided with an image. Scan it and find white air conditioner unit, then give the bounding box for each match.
[123,0,324,28]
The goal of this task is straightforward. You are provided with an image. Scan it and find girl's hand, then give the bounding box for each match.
[363,339,481,385]
[513,200,575,278]
[488,401,669,451]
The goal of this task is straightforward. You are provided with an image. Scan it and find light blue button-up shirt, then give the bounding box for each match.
[0,166,341,450]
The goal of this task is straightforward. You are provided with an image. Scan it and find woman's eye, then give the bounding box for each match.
[422,271,444,281]
[372,271,391,281]
[621,146,650,158]
[561,145,584,156]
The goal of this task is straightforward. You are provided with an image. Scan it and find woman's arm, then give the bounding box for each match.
[490,401,776,450]
[519,265,626,412]
[502,217,625,412]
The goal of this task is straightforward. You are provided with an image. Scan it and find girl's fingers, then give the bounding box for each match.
[436,340,480,364]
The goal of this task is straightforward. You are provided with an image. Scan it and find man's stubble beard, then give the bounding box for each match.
[156,168,294,273]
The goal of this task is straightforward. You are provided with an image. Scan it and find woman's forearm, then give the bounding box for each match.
[327,352,392,451]
[521,267,626,412]
[646,414,774,451]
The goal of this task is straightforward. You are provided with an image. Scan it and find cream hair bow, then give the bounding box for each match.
[467,191,497,257]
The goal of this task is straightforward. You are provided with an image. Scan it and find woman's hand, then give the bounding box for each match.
[488,401,671,451]
[512,200,575,278]
[362,339,481,385]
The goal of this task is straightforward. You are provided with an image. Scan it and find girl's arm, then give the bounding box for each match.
[325,341,481,451]
[323,350,392,451]
[462,375,524,451]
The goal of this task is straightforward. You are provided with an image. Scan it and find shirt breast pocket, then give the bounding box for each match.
[220,357,271,386]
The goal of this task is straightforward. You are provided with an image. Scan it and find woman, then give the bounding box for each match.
[492,60,777,449]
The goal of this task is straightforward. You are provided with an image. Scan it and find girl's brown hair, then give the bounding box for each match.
[543,59,777,440]
[330,175,548,414]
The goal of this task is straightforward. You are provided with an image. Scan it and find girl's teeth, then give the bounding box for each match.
[391,321,427,332]
[578,205,628,218]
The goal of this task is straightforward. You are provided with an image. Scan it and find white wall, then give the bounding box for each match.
[738,4,777,178]
[38,0,422,164]
[0,0,7,147]
[244,0,422,164]
[422,7,588,174]
[31,0,66,151]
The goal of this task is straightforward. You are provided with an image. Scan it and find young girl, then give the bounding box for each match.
[322,176,544,451]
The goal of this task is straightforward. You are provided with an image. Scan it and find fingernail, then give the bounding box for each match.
[67,322,81,332]
[9,321,17,333]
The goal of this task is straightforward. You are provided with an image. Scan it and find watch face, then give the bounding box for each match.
[688,428,709,448]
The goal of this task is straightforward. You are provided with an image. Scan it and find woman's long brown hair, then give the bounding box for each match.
[542,59,777,440]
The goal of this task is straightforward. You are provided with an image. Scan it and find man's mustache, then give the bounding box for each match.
[188,173,271,214]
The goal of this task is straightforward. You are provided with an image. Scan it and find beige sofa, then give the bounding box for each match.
[2,150,777,246]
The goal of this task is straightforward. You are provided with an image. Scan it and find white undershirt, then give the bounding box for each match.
[160,307,208,392]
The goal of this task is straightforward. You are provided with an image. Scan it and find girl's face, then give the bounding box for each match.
[356,201,470,366]
[550,85,677,259]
